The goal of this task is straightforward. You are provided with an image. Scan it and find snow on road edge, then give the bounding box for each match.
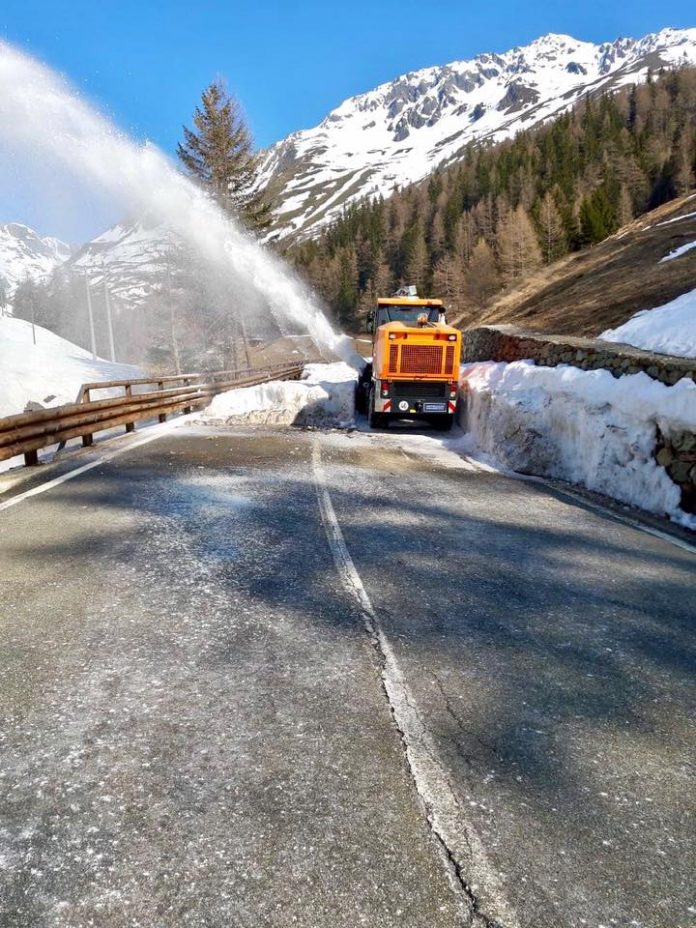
[200,362,357,428]
[459,361,696,530]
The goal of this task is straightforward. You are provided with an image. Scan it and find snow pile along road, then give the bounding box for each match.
[201,362,357,428]
[459,361,696,528]
[0,316,144,418]
[601,286,696,359]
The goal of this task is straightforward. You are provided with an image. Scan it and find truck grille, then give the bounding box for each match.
[392,381,447,399]
[445,345,455,374]
[400,345,443,375]
[389,345,398,371]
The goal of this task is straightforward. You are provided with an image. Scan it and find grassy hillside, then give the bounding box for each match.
[478,194,696,336]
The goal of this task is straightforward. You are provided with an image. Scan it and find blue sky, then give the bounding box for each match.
[3,0,695,151]
[1,1,694,238]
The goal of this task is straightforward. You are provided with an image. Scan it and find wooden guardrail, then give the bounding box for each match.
[0,364,304,467]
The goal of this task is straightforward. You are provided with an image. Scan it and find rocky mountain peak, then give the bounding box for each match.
[254,27,696,241]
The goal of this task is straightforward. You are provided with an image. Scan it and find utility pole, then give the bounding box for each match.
[103,276,116,363]
[238,312,252,370]
[166,236,182,374]
[84,271,97,360]
[30,294,36,346]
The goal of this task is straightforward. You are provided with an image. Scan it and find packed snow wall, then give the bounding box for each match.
[458,360,696,528]
[200,363,357,428]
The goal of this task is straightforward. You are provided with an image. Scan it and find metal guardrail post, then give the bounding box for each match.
[157,382,167,423]
[124,385,135,433]
[81,387,93,447]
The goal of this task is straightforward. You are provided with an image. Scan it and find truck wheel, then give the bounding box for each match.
[355,363,372,415]
[368,387,388,429]
[431,415,454,432]
[355,382,367,415]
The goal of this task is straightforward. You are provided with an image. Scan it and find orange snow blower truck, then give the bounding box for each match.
[357,289,462,430]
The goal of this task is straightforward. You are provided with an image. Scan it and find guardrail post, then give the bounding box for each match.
[157,382,167,422]
[24,450,39,467]
[124,385,135,433]
[183,378,192,414]
[81,388,94,446]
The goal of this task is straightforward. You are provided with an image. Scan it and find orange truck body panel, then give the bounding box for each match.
[365,296,462,426]
[373,321,462,383]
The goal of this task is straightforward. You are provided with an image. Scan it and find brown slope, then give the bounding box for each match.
[475,194,696,337]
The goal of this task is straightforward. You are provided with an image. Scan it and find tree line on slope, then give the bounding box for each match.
[289,67,696,329]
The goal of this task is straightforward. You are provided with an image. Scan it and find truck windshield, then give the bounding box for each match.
[376,305,441,326]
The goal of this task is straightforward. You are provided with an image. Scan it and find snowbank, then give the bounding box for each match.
[201,362,357,428]
[0,316,144,418]
[601,287,696,358]
[459,361,696,528]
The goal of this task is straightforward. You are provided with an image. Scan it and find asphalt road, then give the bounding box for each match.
[0,425,693,928]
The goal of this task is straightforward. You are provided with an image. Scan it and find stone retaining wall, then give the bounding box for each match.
[462,325,696,386]
[462,325,696,515]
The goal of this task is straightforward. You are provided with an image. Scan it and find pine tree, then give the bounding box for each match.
[579,185,617,244]
[178,79,272,231]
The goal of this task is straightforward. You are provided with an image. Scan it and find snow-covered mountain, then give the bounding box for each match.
[0,223,72,298]
[69,216,170,307]
[257,27,696,240]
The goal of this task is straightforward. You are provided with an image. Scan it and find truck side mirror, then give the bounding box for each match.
[366,315,374,334]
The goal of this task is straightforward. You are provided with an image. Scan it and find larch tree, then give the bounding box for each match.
[537,192,567,264]
[496,205,542,283]
[177,79,272,232]
[466,239,499,308]
[432,254,467,318]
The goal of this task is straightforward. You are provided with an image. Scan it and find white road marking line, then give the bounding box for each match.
[516,474,696,557]
[0,419,188,514]
[311,438,520,928]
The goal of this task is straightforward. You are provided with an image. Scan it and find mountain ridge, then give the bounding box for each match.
[256,27,696,240]
[0,223,72,299]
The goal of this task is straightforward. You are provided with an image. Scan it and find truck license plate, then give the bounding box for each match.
[423,403,447,412]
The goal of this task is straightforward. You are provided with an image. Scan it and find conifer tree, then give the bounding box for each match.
[466,239,499,308]
[496,205,542,283]
[537,193,567,264]
[178,79,272,232]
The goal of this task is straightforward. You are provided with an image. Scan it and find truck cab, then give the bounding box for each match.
[358,294,462,430]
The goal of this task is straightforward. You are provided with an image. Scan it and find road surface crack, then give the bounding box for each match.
[312,441,518,928]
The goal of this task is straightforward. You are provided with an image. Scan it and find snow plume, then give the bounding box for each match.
[460,362,696,529]
[0,41,356,364]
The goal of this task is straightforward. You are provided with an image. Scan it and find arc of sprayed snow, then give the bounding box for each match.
[311,439,520,928]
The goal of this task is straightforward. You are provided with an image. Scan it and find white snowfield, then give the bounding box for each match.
[201,363,358,428]
[601,286,696,359]
[0,316,143,418]
[459,361,696,529]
